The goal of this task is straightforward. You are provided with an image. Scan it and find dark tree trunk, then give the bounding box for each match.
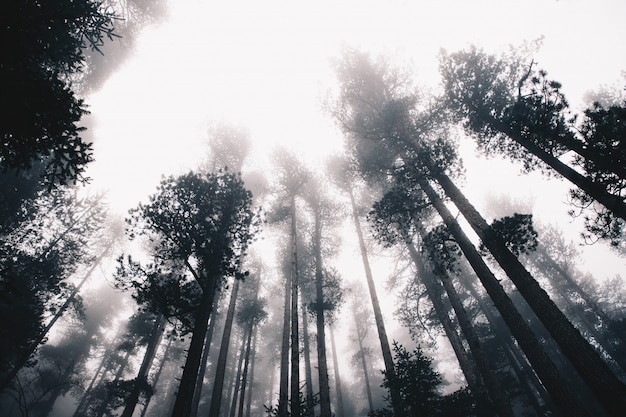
[301,292,315,417]
[190,309,218,417]
[431,170,626,416]
[458,271,558,416]
[290,196,301,417]
[171,276,217,417]
[489,116,626,221]
[209,278,241,417]
[237,322,254,417]
[348,188,405,417]
[313,207,332,417]
[0,241,114,393]
[140,332,174,417]
[95,348,132,417]
[72,326,125,417]
[407,241,511,417]
[414,224,514,417]
[329,325,345,417]
[405,242,484,401]
[418,177,592,417]
[229,328,249,417]
[245,326,258,417]
[278,262,291,417]
[121,316,166,417]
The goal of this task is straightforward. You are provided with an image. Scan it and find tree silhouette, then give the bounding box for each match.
[116,169,259,417]
[1,0,118,185]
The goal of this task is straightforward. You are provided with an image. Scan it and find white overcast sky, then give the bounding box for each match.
[84,0,625,284]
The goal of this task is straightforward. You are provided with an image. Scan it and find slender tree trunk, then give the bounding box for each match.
[536,245,612,324]
[544,262,626,373]
[209,278,241,417]
[140,332,174,417]
[418,177,591,417]
[0,241,114,393]
[406,241,498,417]
[313,207,332,417]
[301,292,315,417]
[171,274,217,417]
[458,271,558,416]
[245,326,258,417]
[353,312,374,413]
[237,322,254,417]
[121,316,166,417]
[72,326,124,417]
[488,116,626,220]
[408,246,483,396]
[431,170,626,416]
[38,360,74,417]
[411,230,515,417]
[329,325,345,417]
[290,196,301,417]
[95,349,132,417]
[278,265,291,417]
[348,188,405,417]
[190,309,218,417]
[556,130,626,181]
[229,328,249,417]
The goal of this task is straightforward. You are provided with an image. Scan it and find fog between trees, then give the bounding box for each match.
[2,1,626,417]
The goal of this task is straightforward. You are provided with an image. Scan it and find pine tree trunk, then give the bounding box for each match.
[245,326,258,417]
[237,322,254,417]
[140,332,174,417]
[542,260,626,373]
[413,226,515,417]
[95,348,132,417]
[458,271,558,416]
[72,326,125,417]
[229,328,249,417]
[353,312,374,413]
[314,207,332,417]
[190,309,218,417]
[209,278,241,417]
[0,241,113,393]
[348,188,405,417]
[406,243,483,398]
[278,263,291,417]
[406,241,498,417]
[418,177,592,417]
[121,316,165,417]
[488,116,626,220]
[431,171,626,416]
[290,196,301,417]
[171,276,217,417]
[301,292,315,417]
[329,325,345,417]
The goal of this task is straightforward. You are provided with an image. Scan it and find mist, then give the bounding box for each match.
[1,1,626,417]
